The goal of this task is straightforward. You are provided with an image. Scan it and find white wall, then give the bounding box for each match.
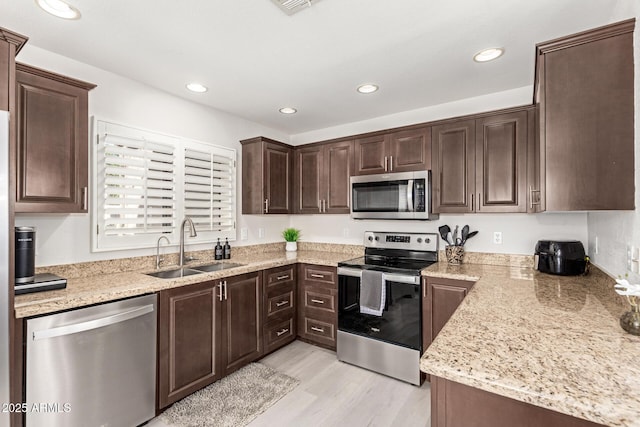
[588,5,640,277]
[14,45,290,266]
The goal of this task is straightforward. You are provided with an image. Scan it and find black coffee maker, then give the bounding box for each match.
[15,226,35,283]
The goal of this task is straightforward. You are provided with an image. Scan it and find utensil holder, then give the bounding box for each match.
[445,245,464,265]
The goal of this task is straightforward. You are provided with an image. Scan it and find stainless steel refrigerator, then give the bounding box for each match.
[0,109,11,427]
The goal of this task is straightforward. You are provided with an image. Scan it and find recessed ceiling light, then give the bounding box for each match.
[279,107,297,114]
[35,0,81,19]
[186,83,208,93]
[357,84,379,94]
[473,48,505,63]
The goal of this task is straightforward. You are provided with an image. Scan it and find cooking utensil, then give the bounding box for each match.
[438,225,450,243]
[461,225,469,245]
[452,226,459,245]
[446,232,453,246]
[464,231,478,244]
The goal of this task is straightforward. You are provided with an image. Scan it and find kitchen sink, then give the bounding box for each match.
[192,262,244,272]
[146,268,204,279]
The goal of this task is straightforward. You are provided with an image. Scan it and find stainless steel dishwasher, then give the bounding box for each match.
[26,294,157,427]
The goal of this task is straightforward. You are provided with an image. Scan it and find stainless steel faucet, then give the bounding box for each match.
[179,217,197,267]
[156,236,170,270]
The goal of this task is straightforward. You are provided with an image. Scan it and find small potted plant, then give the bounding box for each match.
[282,228,301,252]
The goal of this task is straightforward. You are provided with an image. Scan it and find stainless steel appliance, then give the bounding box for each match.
[0,110,10,426]
[350,171,436,220]
[15,226,35,283]
[535,240,588,276]
[26,294,157,427]
[337,231,438,385]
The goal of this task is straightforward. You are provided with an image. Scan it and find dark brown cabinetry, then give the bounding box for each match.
[220,271,263,376]
[262,265,296,354]
[422,277,475,351]
[354,127,430,175]
[432,108,531,213]
[294,140,353,214]
[533,19,635,211]
[241,137,292,214]
[158,281,222,408]
[297,264,337,350]
[15,63,95,213]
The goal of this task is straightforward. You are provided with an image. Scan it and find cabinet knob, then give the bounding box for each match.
[264,199,269,214]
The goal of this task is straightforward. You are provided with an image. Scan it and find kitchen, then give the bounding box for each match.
[1,0,639,426]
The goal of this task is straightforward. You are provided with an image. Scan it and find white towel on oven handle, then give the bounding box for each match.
[359,269,385,316]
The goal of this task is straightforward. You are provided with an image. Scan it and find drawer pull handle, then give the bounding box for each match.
[275,301,288,307]
[310,274,324,279]
[310,299,325,304]
[276,275,289,280]
[310,326,325,333]
[276,328,289,337]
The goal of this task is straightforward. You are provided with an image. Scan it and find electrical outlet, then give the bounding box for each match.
[342,228,349,238]
[493,231,502,245]
[627,245,633,269]
[240,228,248,240]
[258,228,265,239]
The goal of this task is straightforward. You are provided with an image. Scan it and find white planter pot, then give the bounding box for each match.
[285,241,297,252]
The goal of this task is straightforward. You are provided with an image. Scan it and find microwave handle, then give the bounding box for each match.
[407,179,414,212]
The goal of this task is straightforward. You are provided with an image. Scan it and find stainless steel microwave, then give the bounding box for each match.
[350,171,436,220]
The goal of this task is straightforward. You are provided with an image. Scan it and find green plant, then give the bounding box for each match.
[282,228,301,242]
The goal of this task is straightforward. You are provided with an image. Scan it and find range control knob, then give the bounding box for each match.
[368,236,374,241]
[375,236,379,241]
[425,238,430,243]
[417,237,423,243]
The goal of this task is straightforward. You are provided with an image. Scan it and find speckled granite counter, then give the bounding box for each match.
[15,249,358,319]
[420,262,640,427]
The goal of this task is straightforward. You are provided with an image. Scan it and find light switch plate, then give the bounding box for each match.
[258,228,265,239]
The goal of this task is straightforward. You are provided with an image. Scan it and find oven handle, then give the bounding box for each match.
[338,267,419,285]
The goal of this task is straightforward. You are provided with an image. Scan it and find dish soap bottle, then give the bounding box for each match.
[223,238,231,259]
[214,238,223,260]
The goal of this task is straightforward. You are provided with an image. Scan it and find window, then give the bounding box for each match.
[93,120,236,251]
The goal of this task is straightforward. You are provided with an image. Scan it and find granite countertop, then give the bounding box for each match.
[15,250,357,319]
[420,262,640,427]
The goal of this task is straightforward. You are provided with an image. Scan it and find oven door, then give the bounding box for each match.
[338,267,422,351]
[350,171,429,220]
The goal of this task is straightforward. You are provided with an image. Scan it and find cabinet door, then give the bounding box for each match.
[323,140,353,213]
[431,120,475,213]
[294,145,323,214]
[354,134,389,175]
[476,111,528,213]
[538,26,634,211]
[158,281,221,408]
[423,277,474,351]
[222,272,262,375]
[15,65,93,213]
[263,142,291,213]
[389,127,431,172]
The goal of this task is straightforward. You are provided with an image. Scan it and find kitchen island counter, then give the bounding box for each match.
[15,249,356,318]
[420,262,639,426]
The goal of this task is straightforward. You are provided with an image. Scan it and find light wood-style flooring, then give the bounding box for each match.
[150,340,431,427]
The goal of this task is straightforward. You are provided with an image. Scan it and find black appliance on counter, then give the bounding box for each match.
[534,240,587,276]
[14,226,67,294]
[337,231,438,385]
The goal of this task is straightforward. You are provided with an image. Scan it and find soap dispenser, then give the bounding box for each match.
[214,238,223,260]
[223,238,231,259]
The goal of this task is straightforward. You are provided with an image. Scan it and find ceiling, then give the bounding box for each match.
[0,0,633,135]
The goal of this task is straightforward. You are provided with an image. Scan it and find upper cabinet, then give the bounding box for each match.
[533,19,635,211]
[432,108,532,214]
[15,63,95,213]
[354,127,430,175]
[294,140,353,214]
[241,137,292,214]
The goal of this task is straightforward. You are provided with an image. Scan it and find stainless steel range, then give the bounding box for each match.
[337,231,438,385]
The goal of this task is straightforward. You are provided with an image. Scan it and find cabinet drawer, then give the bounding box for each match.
[264,265,295,289]
[304,317,335,343]
[303,288,335,314]
[264,317,295,353]
[266,288,294,319]
[300,264,336,287]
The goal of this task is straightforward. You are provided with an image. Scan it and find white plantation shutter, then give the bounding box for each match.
[184,146,235,234]
[93,120,236,251]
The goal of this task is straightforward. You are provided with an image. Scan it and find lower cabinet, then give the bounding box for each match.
[297,264,337,350]
[262,265,297,354]
[220,271,263,376]
[422,277,475,351]
[158,280,222,409]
